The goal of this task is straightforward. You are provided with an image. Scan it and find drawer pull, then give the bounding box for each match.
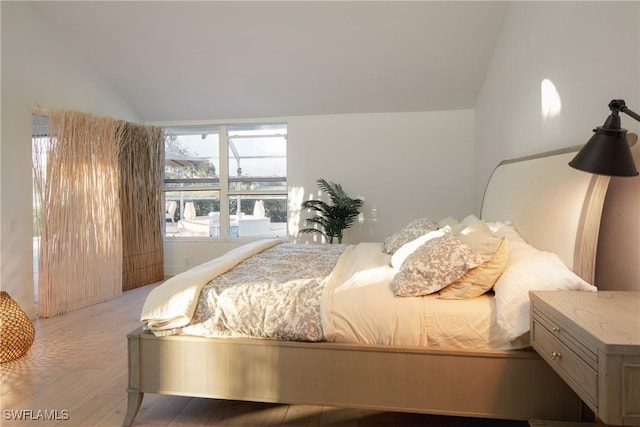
[552,327,561,333]
[551,351,562,360]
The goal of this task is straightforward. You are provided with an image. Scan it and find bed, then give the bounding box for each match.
[123,146,613,426]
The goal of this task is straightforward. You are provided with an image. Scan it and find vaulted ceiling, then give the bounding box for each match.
[30,1,508,122]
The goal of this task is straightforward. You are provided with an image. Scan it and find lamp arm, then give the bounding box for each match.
[609,99,640,123]
[621,106,640,123]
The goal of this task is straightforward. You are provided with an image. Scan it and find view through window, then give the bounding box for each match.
[164,123,287,238]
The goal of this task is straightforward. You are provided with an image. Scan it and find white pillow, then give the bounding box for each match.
[492,225,596,341]
[461,214,481,225]
[437,216,459,228]
[487,220,511,234]
[391,227,451,269]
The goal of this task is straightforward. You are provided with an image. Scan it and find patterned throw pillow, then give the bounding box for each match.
[383,218,439,255]
[393,235,483,297]
[390,227,451,269]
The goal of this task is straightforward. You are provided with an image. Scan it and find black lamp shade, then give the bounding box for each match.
[569,127,639,177]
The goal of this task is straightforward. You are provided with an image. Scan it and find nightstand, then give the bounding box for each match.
[530,291,640,426]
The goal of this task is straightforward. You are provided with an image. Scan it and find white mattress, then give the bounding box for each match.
[328,242,528,350]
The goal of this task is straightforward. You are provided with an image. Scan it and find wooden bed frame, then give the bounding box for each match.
[124,147,612,426]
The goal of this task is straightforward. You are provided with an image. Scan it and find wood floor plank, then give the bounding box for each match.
[1,282,529,427]
[207,400,274,426]
[318,406,361,426]
[135,394,192,426]
[281,404,324,427]
[167,398,221,427]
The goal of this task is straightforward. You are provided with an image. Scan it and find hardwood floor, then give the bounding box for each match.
[1,283,528,427]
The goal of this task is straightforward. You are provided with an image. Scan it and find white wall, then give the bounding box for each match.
[288,110,476,241]
[475,1,640,289]
[475,1,640,206]
[164,109,476,274]
[0,2,140,318]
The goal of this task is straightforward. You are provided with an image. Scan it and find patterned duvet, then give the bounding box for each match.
[181,243,348,341]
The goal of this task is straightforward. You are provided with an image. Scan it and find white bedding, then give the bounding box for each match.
[141,239,527,350]
[328,242,526,350]
[141,220,595,349]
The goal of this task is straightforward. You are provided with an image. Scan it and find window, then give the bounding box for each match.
[163,123,287,238]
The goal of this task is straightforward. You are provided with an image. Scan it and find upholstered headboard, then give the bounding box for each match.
[480,147,612,284]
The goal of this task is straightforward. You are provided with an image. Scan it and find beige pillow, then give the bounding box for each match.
[383,218,439,255]
[438,236,509,299]
[456,220,503,261]
[393,235,483,297]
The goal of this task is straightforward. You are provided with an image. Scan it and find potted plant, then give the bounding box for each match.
[300,179,363,244]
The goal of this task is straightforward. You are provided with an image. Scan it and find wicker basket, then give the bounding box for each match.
[1,291,35,364]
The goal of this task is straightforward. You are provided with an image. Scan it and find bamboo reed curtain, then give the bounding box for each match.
[120,123,165,290]
[33,111,125,317]
[32,110,165,316]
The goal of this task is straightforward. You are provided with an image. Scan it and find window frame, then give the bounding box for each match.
[163,123,287,240]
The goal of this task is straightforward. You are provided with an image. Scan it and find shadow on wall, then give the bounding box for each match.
[595,143,640,291]
[288,186,304,241]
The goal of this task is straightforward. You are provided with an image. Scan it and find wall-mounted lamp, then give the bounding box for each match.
[569,99,639,177]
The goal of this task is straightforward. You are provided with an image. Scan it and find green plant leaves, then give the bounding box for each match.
[299,179,363,244]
